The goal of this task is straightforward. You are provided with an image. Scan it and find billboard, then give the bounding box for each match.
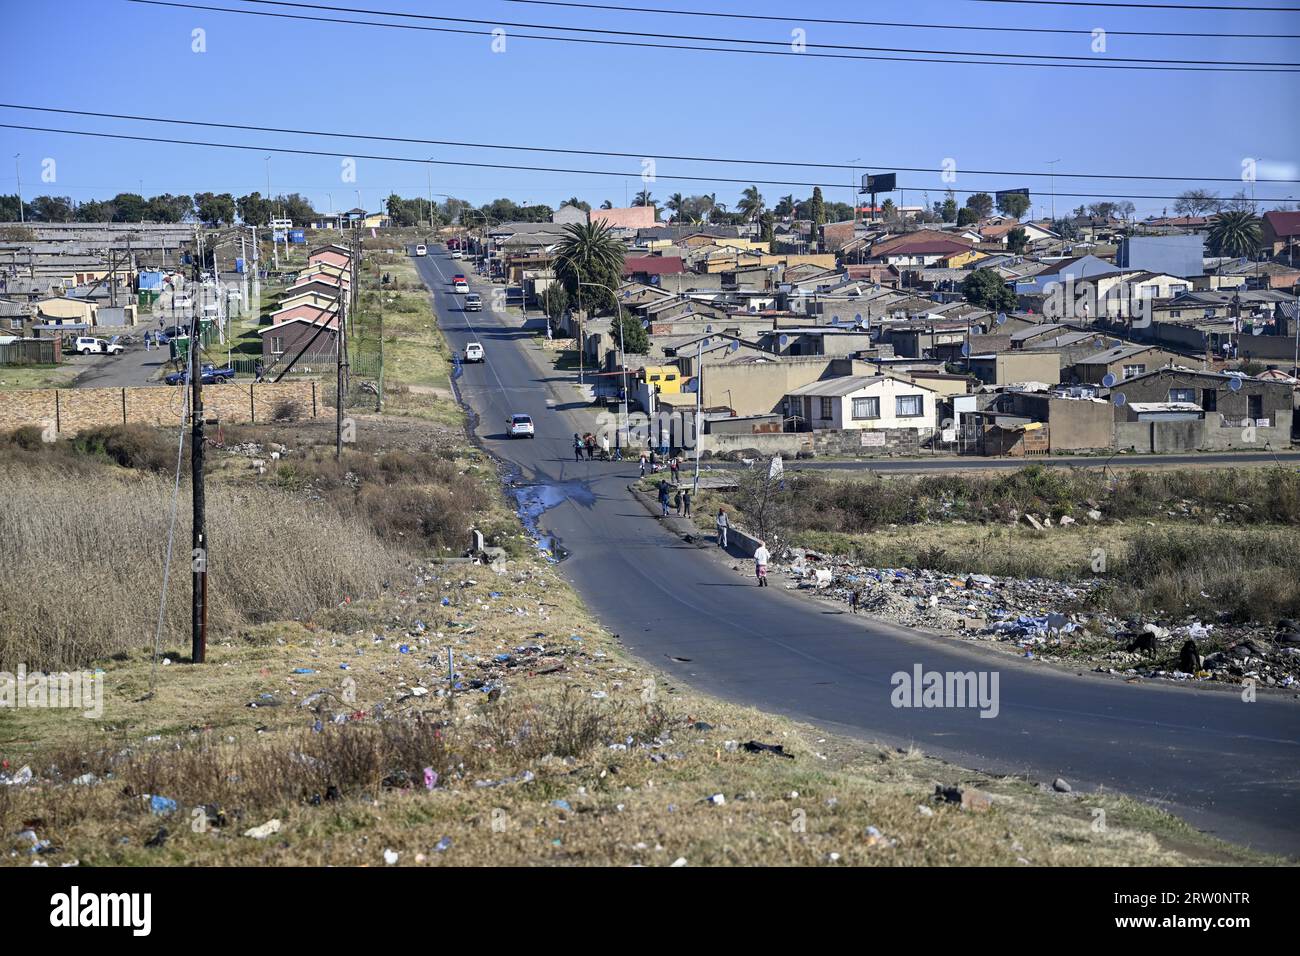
[289,229,306,244]
[995,188,1031,203]
[860,172,897,193]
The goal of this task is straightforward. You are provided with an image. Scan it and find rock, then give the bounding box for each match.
[1023,514,1043,531]
[243,818,282,839]
[1087,509,1103,521]
[936,785,991,812]
[1058,515,1075,527]
[1052,777,1072,793]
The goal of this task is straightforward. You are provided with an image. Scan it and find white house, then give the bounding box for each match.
[784,374,939,434]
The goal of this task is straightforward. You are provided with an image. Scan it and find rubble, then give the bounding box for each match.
[769,548,1300,689]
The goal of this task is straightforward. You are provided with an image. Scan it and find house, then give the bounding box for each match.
[269,302,339,328]
[784,374,938,435]
[969,350,1063,387]
[866,230,973,267]
[622,256,684,281]
[1068,344,1185,385]
[1262,211,1300,260]
[259,316,338,363]
[277,290,340,315]
[1107,367,1294,450]
[552,204,588,226]
[981,389,1114,452]
[308,245,352,270]
[590,206,657,230]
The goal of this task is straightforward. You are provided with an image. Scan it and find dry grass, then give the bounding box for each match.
[0,454,403,671]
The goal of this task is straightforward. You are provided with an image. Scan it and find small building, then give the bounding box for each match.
[259,316,339,363]
[784,374,938,433]
[1068,344,1185,385]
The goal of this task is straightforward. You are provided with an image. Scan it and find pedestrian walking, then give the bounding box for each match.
[754,540,770,587]
[573,433,584,462]
[670,457,680,484]
[681,487,692,518]
[674,487,683,516]
[716,508,729,548]
[657,479,671,517]
[601,434,611,461]
[585,434,595,460]
[639,450,648,477]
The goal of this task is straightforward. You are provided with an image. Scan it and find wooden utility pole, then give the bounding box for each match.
[336,287,346,460]
[190,229,207,664]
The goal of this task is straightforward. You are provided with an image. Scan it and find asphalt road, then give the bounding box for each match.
[415,248,1300,856]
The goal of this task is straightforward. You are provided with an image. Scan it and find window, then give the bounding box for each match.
[1122,364,1146,379]
[8,318,20,330]
[896,394,924,418]
[1169,310,1181,318]
[1168,388,1196,403]
[819,397,834,420]
[271,336,285,355]
[1248,395,1263,420]
[852,396,880,420]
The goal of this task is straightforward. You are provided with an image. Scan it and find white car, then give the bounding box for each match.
[73,336,123,355]
[451,249,464,260]
[415,244,427,256]
[464,342,484,363]
[508,414,535,439]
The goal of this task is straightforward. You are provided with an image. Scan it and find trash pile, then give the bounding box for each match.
[773,548,1300,690]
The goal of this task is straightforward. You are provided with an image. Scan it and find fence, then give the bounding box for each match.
[0,339,59,366]
[0,381,320,437]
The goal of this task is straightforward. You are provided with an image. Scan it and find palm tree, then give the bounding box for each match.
[633,188,654,208]
[600,199,613,209]
[737,185,765,222]
[1207,210,1261,258]
[665,192,685,222]
[554,220,625,311]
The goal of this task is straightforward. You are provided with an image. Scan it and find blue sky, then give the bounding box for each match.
[1,0,1297,219]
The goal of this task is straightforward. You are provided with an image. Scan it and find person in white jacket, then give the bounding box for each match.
[753,540,770,587]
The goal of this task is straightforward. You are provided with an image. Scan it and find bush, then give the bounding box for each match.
[72,424,177,473]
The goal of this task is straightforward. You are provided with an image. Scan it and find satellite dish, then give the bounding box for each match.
[830,316,841,326]
[1101,372,1117,388]
[854,313,862,323]
[960,342,970,357]
[996,312,1007,325]
[1229,375,1243,392]
[1113,393,1127,407]
[1251,325,1263,336]
[705,324,713,333]
[779,334,789,346]
[970,327,981,337]
[700,338,711,349]
[730,341,741,352]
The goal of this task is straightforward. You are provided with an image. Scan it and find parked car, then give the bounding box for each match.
[451,249,464,260]
[164,363,235,386]
[508,414,535,439]
[72,336,123,355]
[464,342,484,363]
[464,293,483,311]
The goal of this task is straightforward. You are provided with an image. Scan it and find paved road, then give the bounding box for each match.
[414,248,1300,856]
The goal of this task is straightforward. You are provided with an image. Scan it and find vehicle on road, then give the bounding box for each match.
[508,414,535,438]
[171,293,193,312]
[464,293,482,311]
[464,342,484,363]
[72,336,124,355]
[452,275,469,293]
[164,363,236,386]
[415,244,427,256]
[451,249,464,260]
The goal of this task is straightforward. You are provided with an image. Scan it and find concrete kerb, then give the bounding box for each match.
[627,483,762,559]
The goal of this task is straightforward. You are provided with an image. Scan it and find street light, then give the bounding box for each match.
[579,280,626,456]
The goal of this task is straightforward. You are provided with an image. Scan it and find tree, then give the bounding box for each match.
[1051,218,1078,240]
[541,282,569,320]
[613,310,649,354]
[193,192,236,225]
[760,211,776,252]
[554,220,625,313]
[664,192,685,221]
[809,186,826,227]
[1086,201,1118,220]
[940,192,958,222]
[30,195,74,222]
[996,192,1031,220]
[956,206,979,227]
[825,201,854,223]
[962,268,1016,312]
[1206,210,1261,258]
[734,466,801,548]
[0,194,29,220]
[1006,226,1028,254]
[881,198,897,221]
[109,192,148,222]
[237,192,273,226]
[1223,190,1258,215]
[633,189,654,208]
[737,185,765,222]
[385,194,424,227]
[278,193,318,223]
[1174,189,1221,217]
[146,193,193,222]
[561,196,591,213]
[75,199,113,222]
[1115,200,1136,221]
[600,199,613,209]
[965,192,993,218]
[773,194,796,218]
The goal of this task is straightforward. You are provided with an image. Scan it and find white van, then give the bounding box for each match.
[415,244,427,256]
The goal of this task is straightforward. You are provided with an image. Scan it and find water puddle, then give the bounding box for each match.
[509,481,594,562]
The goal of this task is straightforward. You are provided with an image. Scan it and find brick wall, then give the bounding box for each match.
[0,381,319,435]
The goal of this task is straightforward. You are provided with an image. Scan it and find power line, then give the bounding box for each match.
[3,121,1294,205]
[501,0,1300,39]
[967,0,1300,10]
[125,1,1300,72]
[4,102,1295,185]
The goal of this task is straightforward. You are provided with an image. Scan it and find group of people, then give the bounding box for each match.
[639,449,685,481]
[573,432,619,462]
[655,479,695,518]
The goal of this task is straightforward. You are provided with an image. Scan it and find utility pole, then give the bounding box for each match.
[190,229,207,664]
[13,154,23,224]
[336,287,345,460]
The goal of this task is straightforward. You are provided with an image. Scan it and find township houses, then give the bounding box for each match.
[257,246,352,365]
